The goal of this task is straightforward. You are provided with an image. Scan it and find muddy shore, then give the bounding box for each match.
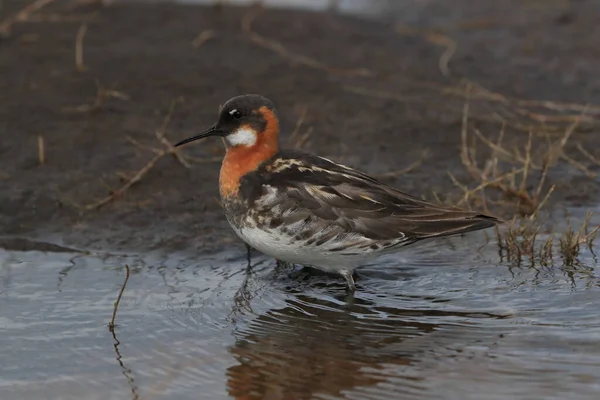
[1,0,599,254]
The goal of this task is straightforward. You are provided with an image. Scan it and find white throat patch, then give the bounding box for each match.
[226,127,257,147]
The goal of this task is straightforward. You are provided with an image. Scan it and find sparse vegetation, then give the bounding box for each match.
[559,213,599,267]
[497,217,548,267]
[448,92,599,269]
[495,213,599,270]
[9,0,597,274]
[449,87,592,217]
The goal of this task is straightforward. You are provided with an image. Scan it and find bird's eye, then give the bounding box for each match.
[230,109,242,119]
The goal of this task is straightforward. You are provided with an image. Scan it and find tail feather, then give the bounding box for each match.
[413,213,502,239]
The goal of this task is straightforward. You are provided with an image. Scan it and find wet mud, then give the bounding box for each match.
[1,1,600,399]
[1,0,599,253]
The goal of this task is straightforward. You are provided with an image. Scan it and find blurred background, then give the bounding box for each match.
[1,1,600,399]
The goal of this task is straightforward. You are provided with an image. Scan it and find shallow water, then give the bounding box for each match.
[174,0,401,18]
[1,223,599,400]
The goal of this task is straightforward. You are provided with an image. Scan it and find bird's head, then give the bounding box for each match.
[175,94,279,150]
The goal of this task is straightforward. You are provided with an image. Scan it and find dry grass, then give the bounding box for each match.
[62,80,129,113]
[241,5,372,77]
[109,264,130,332]
[191,29,215,48]
[75,21,89,71]
[559,213,599,267]
[577,143,600,167]
[443,88,599,269]
[58,97,222,211]
[345,79,600,135]
[448,86,593,216]
[395,24,457,77]
[374,149,429,179]
[37,135,45,165]
[0,0,58,36]
[0,0,97,37]
[73,100,188,209]
[20,2,595,273]
[497,213,599,269]
[497,217,553,267]
[286,106,313,149]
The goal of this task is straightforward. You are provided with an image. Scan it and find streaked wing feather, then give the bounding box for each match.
[242,150,500,252]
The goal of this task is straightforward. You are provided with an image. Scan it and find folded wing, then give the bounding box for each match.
[241,150,500,251]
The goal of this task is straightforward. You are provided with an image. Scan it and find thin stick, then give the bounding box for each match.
[344,81,600,128]
[529,184,555,220]
[454,167,526,206]
[19,12,90,23]
[75,23,88,72]
[126,135,162,155]
[241,7,371,77]
[343,85,422,102]
[81,139,192,210]
[473,127,539,169]
[109,264,130,332]
[288,106,308,145]
[192,30,214,47]
[457,80,600,117]
[395,25,456,77]
[62,101,191,210]
[519,130,533,193]
[37,135,45,165]
[155,99,190,168]
[561,153,596,178]
[576,143,600,166]
[0,0,57,36]
[375,150,428,178]
[82,150,165,210]
[62,81,129,113]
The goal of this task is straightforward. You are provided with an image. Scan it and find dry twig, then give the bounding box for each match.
[79,150,167,210]
[454,88,566,216]
[374,150,428,178]
[287,106,314,149]
[37,135,45,165]
[192,29,214,47]
[241,7,371,77]
[155,99,191,168]
[343,85,424,102]
[62,80,129,113]
[559,213,600,266]
[109,264,130,332]
[576,143,600,166]
[395,24,457,77]
[344,80,600,132]
[75,22,88,71]
[0,0,57,36]
[23,12,96,23]
[61,100,200,210]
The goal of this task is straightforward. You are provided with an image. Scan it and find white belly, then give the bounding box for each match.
[231,224,368,273]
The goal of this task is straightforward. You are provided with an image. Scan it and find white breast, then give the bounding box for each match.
[229,223,369,274]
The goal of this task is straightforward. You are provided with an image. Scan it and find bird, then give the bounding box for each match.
[175,94,501,291]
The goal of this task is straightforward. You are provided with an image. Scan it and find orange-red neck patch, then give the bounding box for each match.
[219,107,279,198]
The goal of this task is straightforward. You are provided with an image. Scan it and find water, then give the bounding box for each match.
[173,0,401,18]
[1,228,599,400]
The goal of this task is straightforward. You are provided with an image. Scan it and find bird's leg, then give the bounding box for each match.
[275,259,287,273]
[340,269,356,292]
[245,243,252,268]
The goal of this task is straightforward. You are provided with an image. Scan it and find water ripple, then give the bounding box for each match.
[1,229,599,399]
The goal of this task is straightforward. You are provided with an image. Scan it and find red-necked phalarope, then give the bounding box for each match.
[175,94,501,291]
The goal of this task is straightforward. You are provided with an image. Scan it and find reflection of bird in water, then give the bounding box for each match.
[226,295,505,400]
[175,94,501,292]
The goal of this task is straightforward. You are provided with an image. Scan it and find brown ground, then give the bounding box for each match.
[1,0,599,253]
